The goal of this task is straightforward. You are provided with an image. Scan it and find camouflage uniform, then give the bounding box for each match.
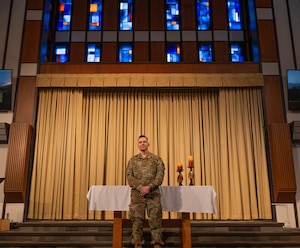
[126,152,165,246]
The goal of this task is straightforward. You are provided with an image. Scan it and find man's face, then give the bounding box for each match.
[138,137,149,152]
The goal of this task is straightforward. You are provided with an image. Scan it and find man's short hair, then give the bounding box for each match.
[138,135,148,140]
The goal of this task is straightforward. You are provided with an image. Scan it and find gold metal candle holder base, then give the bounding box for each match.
[177,171,183,186]
[188,167,194,186]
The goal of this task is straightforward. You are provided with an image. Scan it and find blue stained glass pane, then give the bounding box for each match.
[227,0,242,30]
[248,0,256,30]
[199,44,212,62]
[87,44,101,62]
[64,4,71,12]
[231,43,244,62]
[119,44,133,62]
[120,0,133,30]
[40,0,52,62]
[64,15,71,23]
[248,0,259,61]
[166,43,180,62]
[197,0,210,30]
[57,0,72,31]
[252,41,259,62]
[166,0,180,30]
[55,44,68,63]
[89,0,102,30]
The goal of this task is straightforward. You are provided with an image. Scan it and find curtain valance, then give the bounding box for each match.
[36,73,264,88]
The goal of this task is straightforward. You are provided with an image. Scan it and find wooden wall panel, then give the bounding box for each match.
[21,21,41,63]
[4,123,32,203]
[263,76,286,124]
[150,43,165,62]
[103,0,118,30]
[102,43,117,62]
[211,0,227,30]
[26,0,44,9]
[14,77,37,125]
[182,0,196,30]
[257,21,279,62]
[150,0,164,30]
[182,42,197,62]
[72,0,88,30]
[268,123,296,203]
[134,43,149,62]
[135,0,149,30]
[214,42,229,62]
[255,0,272,8]
[39,63,261,74]
[70,43,85,62]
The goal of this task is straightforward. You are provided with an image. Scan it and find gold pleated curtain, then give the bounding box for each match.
[27,87,272,220]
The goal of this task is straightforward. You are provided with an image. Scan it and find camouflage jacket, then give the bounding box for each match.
[126,152,165,194]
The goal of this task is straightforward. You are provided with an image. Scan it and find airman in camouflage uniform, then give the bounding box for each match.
[126,135,165,248]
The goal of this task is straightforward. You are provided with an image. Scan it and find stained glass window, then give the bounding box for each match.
[120,0,133,30]
[198,43,212,62]
[166,0,180,30]
[197,0,210,30]
[248,0,259,61]
[40,0,53,62]
[231,43,244,62]
[57,0,72,31]
[166,43,181,62]
[248,0,256,30]
[89,0,102,30]
[227,0,242,30]
[251,41,259,62]
[119,44,133,62]
[55,44,68,62]
[87,44,101,62]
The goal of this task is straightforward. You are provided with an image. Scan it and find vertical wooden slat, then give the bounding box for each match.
[263,76,286,124]
[181,0,196,30]
[14,77,37,125]
[182,42,197,62]
[70,43,85,62]
[134,42,150,62]
[4,123,32,203]
[26,0,44,9]
[255,0,272,8]
[103,0,118,30]
[214,42,230,62]
[102,43,117,62]
[150,0,165,30]
[150,42,165,62]
[21,21,41,62]
[268,123,296,203]
[257,20,279,62]
[135,0,149,30]
[211,0,227,30]
[72,0,88,30]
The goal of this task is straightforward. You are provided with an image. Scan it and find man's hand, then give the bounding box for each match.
[140,185,151,196]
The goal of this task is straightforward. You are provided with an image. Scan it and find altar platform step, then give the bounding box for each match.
[190,221,300,247]
[0,220,300,247]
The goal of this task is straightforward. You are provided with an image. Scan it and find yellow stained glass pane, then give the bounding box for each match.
[90,4,98,12]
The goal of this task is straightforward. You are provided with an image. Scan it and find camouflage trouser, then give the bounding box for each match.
[129,190,164,246]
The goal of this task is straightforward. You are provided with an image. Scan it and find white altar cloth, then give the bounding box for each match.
[159,186,217,213]
[87,185,217,214]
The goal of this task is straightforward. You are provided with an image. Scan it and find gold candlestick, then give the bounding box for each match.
[188,167,194,186]
[177,162,183,186]
[188,156,194,186]
[177,172,183,186]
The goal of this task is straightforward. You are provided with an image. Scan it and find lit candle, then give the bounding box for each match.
[188,155,194,168]
[177,162,183,171]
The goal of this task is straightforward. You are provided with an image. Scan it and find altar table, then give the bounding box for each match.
[87,186,217,248]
